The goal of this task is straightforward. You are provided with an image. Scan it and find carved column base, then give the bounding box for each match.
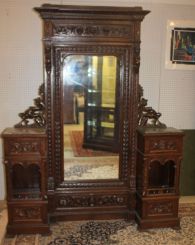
[7,201,50,235]
[7,223,51,235]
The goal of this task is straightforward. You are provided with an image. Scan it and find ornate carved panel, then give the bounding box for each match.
[13,207,41,220]
[149,139,178,153]
[9,142,39,154]
[147,201,174,216]
[53,24,133,39]
[58,194,127,208]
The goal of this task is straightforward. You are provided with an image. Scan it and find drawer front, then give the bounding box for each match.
[145,136,183,154]
[143,199,178,219]
[4,138,46,157]
[8,202,48,224]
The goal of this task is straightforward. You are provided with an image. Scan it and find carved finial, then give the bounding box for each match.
[15,83,46,128]
[138,84,166,128]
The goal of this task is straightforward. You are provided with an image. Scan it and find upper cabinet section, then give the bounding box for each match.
[34,4,150,43]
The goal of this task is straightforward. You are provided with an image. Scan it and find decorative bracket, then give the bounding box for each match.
[138,84,166,128]
[14,82,165,129]
[15,84,46,128]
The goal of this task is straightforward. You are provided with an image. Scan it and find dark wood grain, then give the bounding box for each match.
[136,127,184,230]
[2,128,50,234]
[34,4,150,222]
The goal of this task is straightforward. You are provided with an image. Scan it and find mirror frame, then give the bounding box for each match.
[50,45,135,188]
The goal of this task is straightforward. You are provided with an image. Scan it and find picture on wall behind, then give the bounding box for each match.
[165,20,195,70]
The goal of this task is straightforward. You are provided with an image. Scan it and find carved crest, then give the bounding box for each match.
[138,85,166,128]
[53,24,131,38]
[15,84,46,128]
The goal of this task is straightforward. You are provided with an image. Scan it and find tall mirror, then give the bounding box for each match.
[63,55,119,181]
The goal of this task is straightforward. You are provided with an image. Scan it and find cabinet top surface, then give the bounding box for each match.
[137,127,184,136]
[1,127,47,138]
[36,4,144,12]
[34,4,150,18]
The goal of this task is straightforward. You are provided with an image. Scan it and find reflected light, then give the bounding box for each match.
[169,21,175,27]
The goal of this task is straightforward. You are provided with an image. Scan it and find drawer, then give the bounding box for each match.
[8,201,48,224]
[4,137,47,157]
[145,136,183,154]
[142,198,178,219]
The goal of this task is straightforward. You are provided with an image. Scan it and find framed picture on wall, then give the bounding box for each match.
[165,20,195,70]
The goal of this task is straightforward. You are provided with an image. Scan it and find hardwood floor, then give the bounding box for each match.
[0,200,7,245]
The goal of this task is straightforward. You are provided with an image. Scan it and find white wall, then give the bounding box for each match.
[0,0,195,200]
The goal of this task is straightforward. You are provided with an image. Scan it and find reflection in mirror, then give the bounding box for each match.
[63,55,119,181]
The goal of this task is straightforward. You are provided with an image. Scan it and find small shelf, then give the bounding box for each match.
[147,187,175,196]
[12,188,41,200]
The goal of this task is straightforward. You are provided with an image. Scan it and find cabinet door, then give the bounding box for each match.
[83,55,119,152]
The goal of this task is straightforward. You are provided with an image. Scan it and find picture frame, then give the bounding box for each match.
[165,20,195,70]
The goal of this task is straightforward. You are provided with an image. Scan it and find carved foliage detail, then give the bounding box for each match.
[15,84,46,128]
[13,207,41,220]
[133,45,140,73]
[58,195,126,208]
[148,202,174,215]
[150,139,177,151]
[54,24,132,38]
[138,85,166,128]
[10,142,39,153]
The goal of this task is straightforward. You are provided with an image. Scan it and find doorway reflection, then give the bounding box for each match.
[63,55,119,181]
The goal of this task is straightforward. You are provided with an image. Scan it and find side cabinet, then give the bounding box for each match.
[2,128,50,234]
[136,127,184,230]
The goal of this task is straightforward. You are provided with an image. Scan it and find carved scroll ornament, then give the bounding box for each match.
[10,142,39,153]
[15,84,46,128]
[14,82,165,130]
[54,24,131,38]
[138,85,166,128]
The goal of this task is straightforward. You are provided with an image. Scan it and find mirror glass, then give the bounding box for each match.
[63,55,119,181]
